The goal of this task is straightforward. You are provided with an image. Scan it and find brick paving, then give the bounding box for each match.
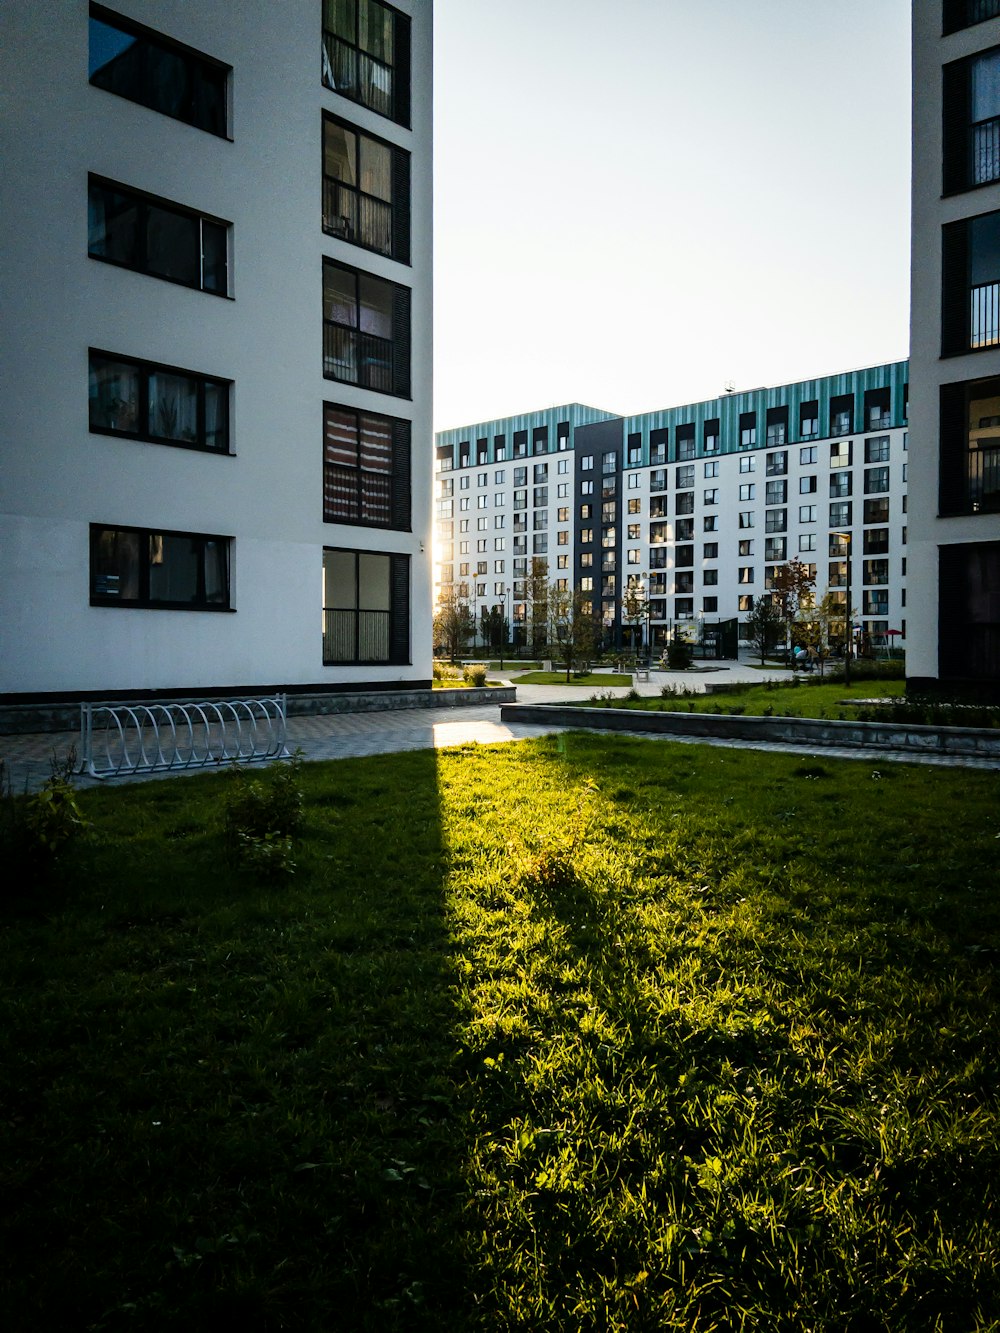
[3,682,998,796]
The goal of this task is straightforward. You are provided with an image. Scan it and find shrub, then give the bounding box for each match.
[667,639,693,670]
[223,755,304,880]
[463,663,488,687]
[0,748,90,884]
[433,660,462,683]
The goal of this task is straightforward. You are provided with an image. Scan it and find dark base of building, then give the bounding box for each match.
[907,675,1000,703]
[0,680,433,735]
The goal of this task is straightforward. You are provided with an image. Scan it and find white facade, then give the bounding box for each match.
[0,0,432,700]
[909,2,1000,690]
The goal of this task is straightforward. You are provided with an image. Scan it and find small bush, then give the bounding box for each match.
[667,639,693,670]
[223,755,304,879]
[433,660,462,683]
[463,663,488,687]
[0,749,90,884]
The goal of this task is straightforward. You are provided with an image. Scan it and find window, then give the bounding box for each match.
[863,589,889,617]
[676,465,695,489]
[322,0,410,125]
[675,598,694,618]
[675,544,695,568]
[602,451,617,473]
[766,450,788,475]
[88,176,228,294]
[799,533,816,553]
[799,403,819,441]
[322,113,409,261]
[865,435,891,464]
[322,546,408,663]
[650,469,668,492]
[676,518,694,541]
[765,509,787,533]
[739,540,754,557]
[945,1,1000,35]
[942,209,1000,352]
[675,572,694,594]
[580,504,592,519]
[704,419,720,453]
[738,567,754,584]
[533,486,548,506]
[704,488,719,505]
[830,440,852,469]
[939,540,1000,679]
[580,455,594,470]
[940,374,1000,514]
[704,542,719,559]
[323,259,410,396]
[477,495,488,509]
[864,466,890,494]
[738,594,753,612]
[557,554,568,569]
[739,412,756,447]
[704,460,719,478]
[91,524,230,609]
[800,445,818,465]
[703,568,718,586]
[703,515,719,532]
[864,497,890,524]
[581,480,594,495]
[765,480,787,505]
[88,350,229,453]
[627,523,640,540]
[557,483,569,498]
[944,45,1000,194]
[800,475,817,494]
[765,537,787,562]
[739,484,756,501]
[558,458,569,474]
[740,455,756,473]
[864,528,890,554]
[739,511,755,528]
[799,504,817,523]
[830,501,852,527]
[534,463,549,482]
[89,4,228,136]
[676,492,694,515]
[627,472,641,490]
[323,402,409,528]
[830,394,854,436]
[864,558,890,585]
[627,548,641,565]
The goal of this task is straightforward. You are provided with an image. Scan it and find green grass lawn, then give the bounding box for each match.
[512,671,633,687]
[575,678,907,718]
[3,736,1000,1329]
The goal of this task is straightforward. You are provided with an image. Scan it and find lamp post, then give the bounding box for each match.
[831,530,853,687]
[498,586,508,673]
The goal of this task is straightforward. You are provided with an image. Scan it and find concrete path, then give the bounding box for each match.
[2,661,996,793]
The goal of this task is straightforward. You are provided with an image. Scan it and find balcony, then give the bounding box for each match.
[323,608,389,664]
[971,281,1000,349]
[323,322,394,393]
[969,443,1000,512]
[323,179,392,256]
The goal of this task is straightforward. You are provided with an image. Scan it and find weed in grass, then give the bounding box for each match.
[0,747,90,892]
[222,752,304,879]
[625,688,641,702]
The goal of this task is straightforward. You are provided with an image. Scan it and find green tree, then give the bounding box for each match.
[547,585,599,682]
[771,559,817,652]
[433,588,474,662]
[479,604,508,654]
[620,579,650,655]
[745,595,784,666]
[525,558,550,653]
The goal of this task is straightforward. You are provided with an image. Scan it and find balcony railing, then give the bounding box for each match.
[322,608,390,664]
[323,321,394,392]
[971,281,1000,348]
[969,443,1000,511]
[323,178,393,257]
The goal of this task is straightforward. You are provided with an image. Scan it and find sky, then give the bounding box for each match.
[433,0,912,431]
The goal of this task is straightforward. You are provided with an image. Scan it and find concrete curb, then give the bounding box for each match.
[499,703,1000,760]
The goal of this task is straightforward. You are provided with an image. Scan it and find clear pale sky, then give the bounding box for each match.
[433,0,911,431]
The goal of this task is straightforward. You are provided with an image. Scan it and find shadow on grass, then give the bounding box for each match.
[0,750,467,1332]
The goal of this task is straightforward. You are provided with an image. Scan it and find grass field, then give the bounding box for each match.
[576,678,907,719]
[511,671,633,687]
[3,735,1000,1330]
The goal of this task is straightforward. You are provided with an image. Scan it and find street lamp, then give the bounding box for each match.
[498,586,508,672]
[831,530,853,687]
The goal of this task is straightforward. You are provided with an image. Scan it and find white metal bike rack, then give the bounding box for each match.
[79,695,290,779]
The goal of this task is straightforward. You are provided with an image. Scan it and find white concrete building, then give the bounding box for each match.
[909,0,1000,692]
[435,364,909,657]
[0,0,432,703]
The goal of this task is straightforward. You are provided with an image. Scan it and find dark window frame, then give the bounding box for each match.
[89,2,230,138]
[88,348,232,454]
[322,546,410,665]
[322,111,410,263]
[90,523,231,610]
[322,0,411,127]
[323,401,411,530]
[88,174,230,296]
[322,258,411,397]
[944,0,1000,36]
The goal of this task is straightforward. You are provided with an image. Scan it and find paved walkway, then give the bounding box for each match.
[2,661,997,792]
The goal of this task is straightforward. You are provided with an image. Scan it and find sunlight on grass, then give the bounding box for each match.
[2,736,999,1328]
